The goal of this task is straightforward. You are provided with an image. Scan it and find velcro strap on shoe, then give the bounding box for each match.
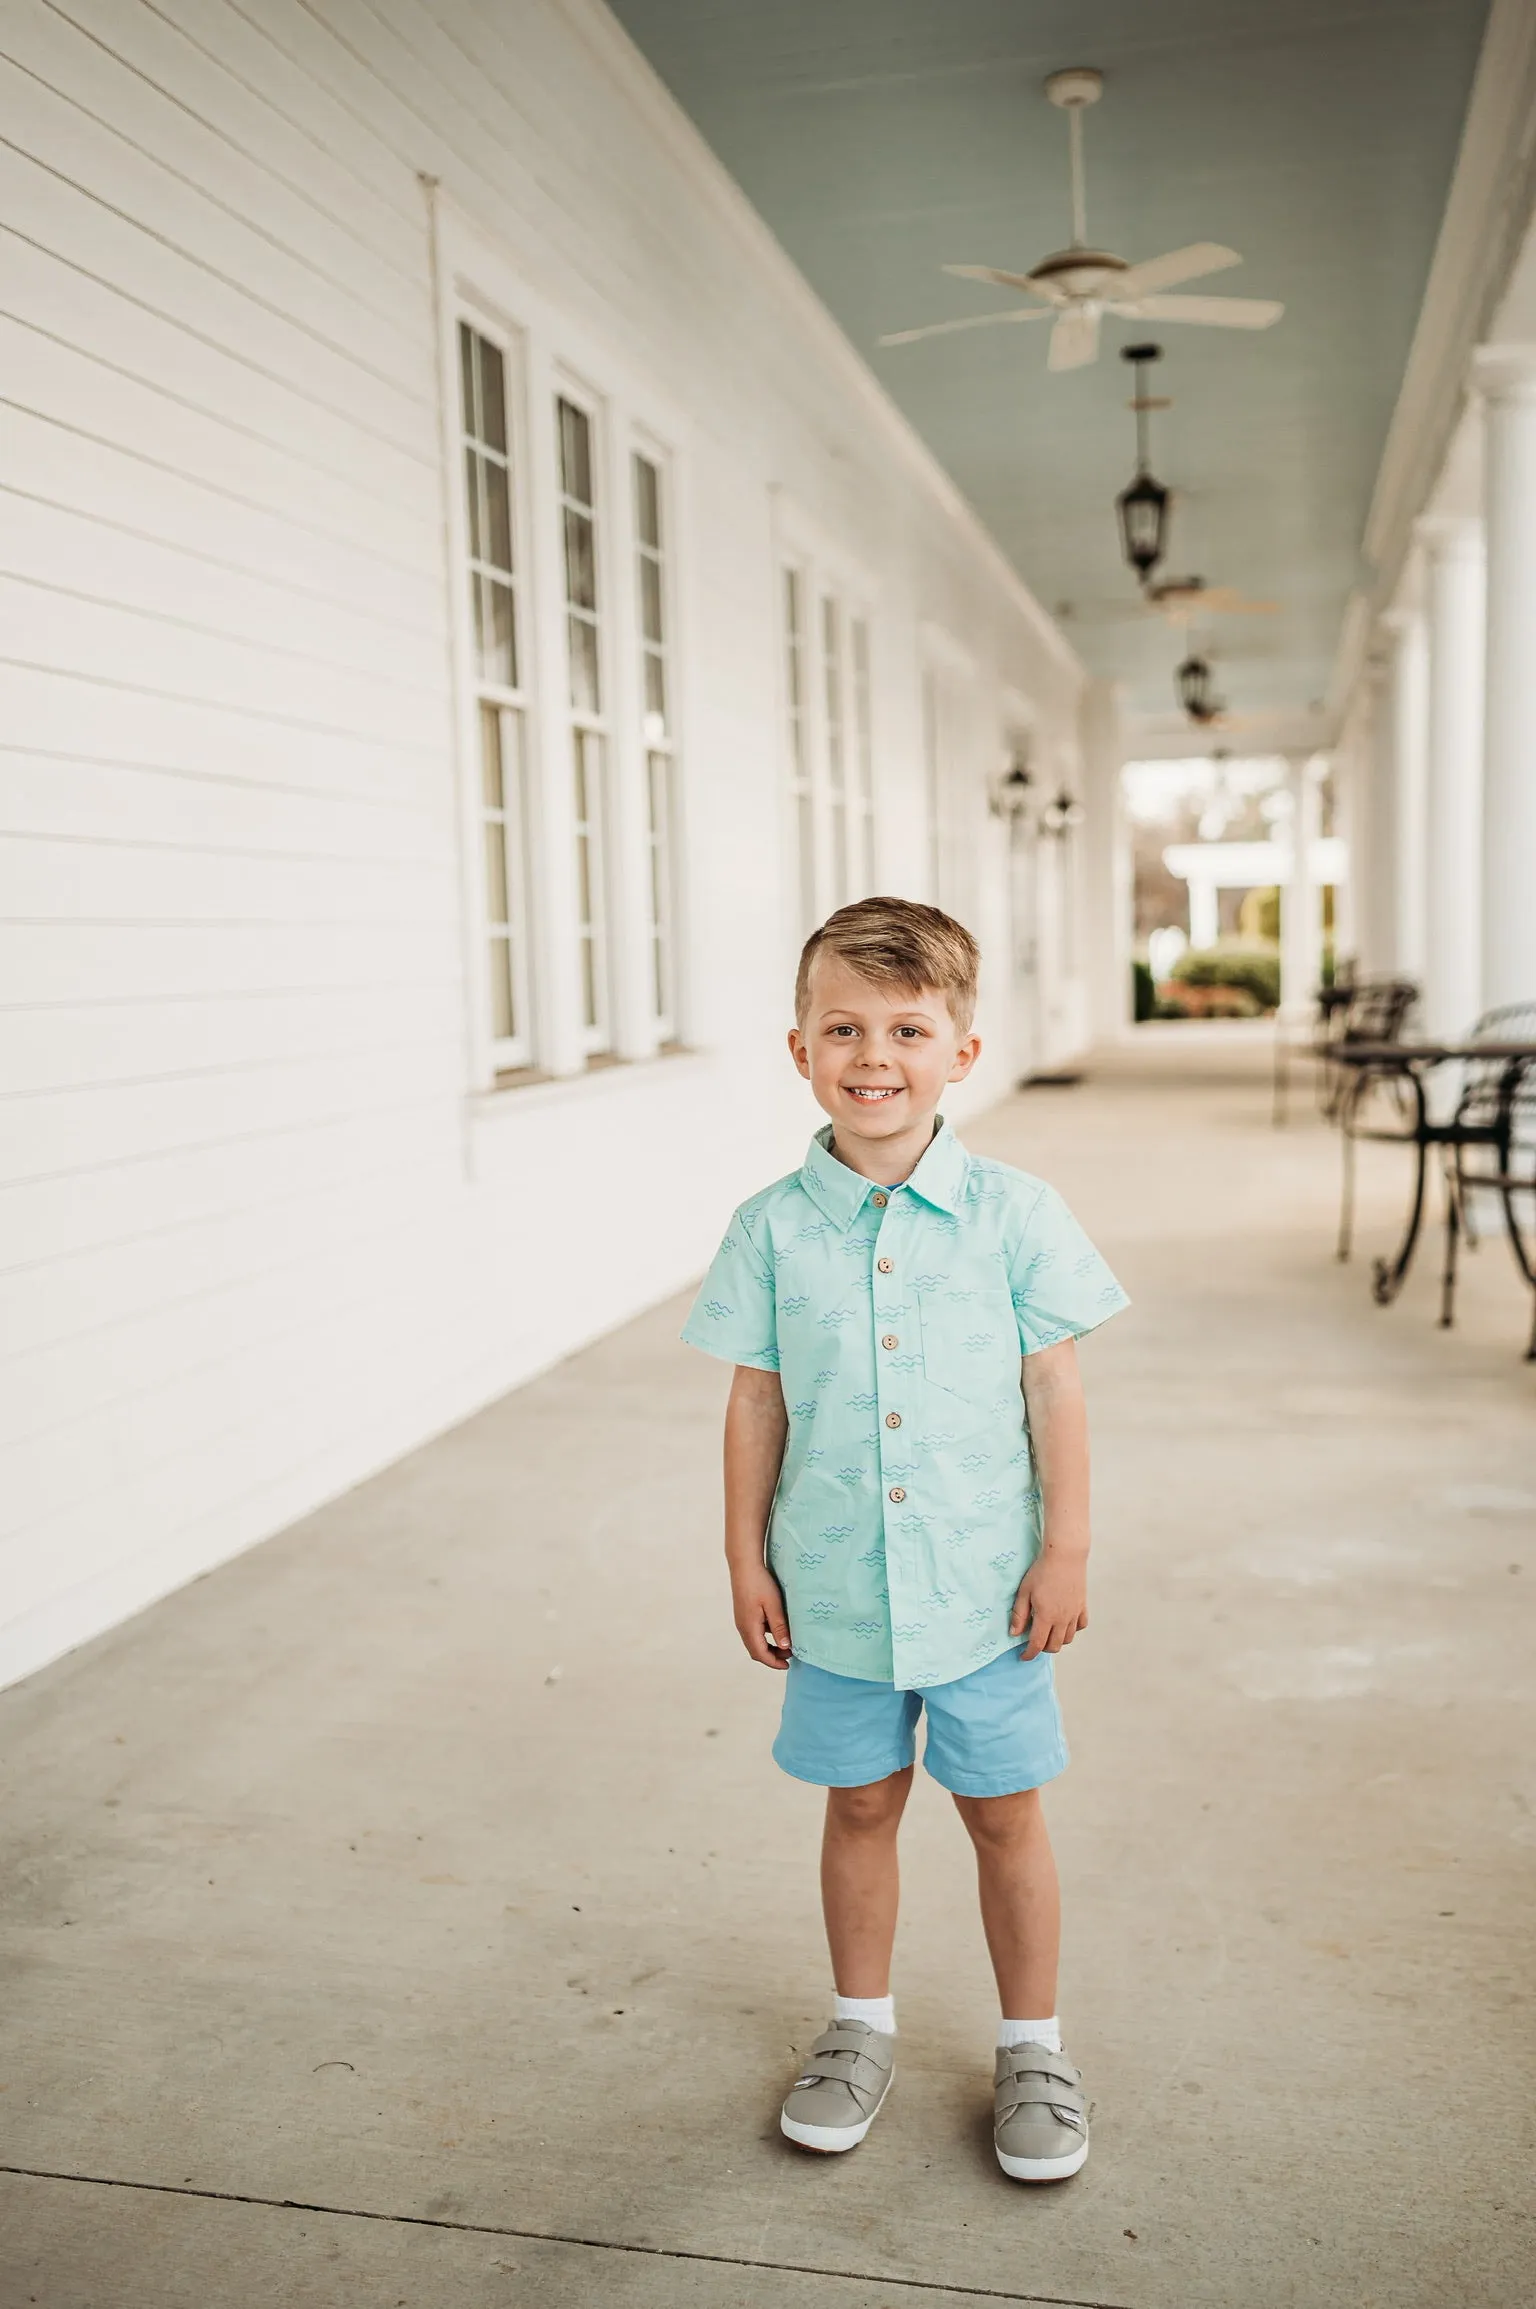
[996,2073,1087,2121]
[998,2047,1080,2092]
[795,2064,883,2114]
[801,2048,887,2091]
[809,2026,889,2062]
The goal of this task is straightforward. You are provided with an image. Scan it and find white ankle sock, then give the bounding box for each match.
[834,1992,896,2034]
[997,2015,1061,2053]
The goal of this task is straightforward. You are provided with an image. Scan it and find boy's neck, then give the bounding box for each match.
[827,1113,941,1187]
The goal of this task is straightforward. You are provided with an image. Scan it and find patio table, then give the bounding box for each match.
[1332,1039,1536,1331]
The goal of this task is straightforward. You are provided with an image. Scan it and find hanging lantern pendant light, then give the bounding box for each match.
[1176,649,1219,723]
[1116,342,1170,581]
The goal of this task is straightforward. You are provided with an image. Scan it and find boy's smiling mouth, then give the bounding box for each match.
[845,1085,903,1102]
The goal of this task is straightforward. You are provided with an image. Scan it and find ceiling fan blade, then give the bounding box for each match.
[943,263,1066,305]
[1122,293,1284,328]
[879,307,1052,346]
[1113,242,1240,300]
[1199,589,1279,615]
[1048,306,1099,371]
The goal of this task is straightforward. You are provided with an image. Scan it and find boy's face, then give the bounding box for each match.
[788,954,981,1151]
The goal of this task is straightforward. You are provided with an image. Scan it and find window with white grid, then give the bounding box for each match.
[557,393,613,1055]
[821,595,849,906]
[783,566,816,936]
[634,450,681,1041]
[922,666,944,901]
[458,322,535,1071]
[849,615,876,896]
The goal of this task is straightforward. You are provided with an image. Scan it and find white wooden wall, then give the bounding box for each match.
[0,0,1088,1689]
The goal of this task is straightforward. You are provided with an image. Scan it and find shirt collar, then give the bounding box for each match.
[799,1118,969,1228]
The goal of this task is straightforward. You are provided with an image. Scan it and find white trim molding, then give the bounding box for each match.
[1358,0,1536,606]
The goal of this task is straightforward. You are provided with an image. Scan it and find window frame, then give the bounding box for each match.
[448,308,541,1078]
[432,194,697,1098]
[774,498,878,947]
[554,374,616,1060]
[632,441,683,1044]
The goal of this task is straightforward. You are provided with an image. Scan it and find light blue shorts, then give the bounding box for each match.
[772,1647,1068,1799]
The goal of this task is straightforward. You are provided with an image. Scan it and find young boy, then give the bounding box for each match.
[682,897,1128,2180]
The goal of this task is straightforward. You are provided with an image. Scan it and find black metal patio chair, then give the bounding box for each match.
[1439,1002,1536,1357]
[1275,970,1417,1126]
[1336,1001,1536,1358]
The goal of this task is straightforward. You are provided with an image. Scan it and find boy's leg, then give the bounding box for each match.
[951,1786,1059,2017]
[954,1787,1088,2182]
[821,1766,913,1995]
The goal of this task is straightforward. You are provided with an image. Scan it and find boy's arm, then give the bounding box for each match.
[723,1364,792,1669]
[1011,1338,1092,1661]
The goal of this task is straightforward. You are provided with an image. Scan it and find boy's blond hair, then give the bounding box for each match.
[795,897,980,1034]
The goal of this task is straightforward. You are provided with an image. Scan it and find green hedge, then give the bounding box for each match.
[1132,959,1156,1022]
[1168,945,1281,1011]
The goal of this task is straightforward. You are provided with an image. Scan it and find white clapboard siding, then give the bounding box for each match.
[0,976,458,1095]
[0,230,438,516]
[0,408,446,637]
[0,917,459,1008]
[0,39,435,411]
[23,0,431,298]
[143,0,434,235]
[0,0,1088,1692]
[0,755,452,862]
[0,578,447,747]
[0,493,447,683]
[0,319,443,575]
[0,667,446,814]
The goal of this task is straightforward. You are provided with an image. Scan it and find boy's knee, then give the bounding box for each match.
[827,1769,911,1834]
[953,1786,1043,1847]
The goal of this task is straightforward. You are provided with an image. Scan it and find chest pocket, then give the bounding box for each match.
[915,1283,1021,1406]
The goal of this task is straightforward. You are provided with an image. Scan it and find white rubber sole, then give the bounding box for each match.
[996,2132,1090,2182]
[780,2070,893,2154]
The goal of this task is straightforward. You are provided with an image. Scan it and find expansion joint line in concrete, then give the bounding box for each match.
[1,2163,1136,2308]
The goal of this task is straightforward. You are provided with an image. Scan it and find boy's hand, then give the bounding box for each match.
[1010,1544,1088,1660]
[732,1564,793,1670]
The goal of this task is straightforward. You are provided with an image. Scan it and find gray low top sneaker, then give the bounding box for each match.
[780,2020,895,2153]
[993,2042,1090,2181]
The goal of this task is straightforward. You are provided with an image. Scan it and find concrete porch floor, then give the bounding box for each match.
[3,1030,1534,2309]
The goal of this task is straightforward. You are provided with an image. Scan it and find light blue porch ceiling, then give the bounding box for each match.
[606,0,1488,724]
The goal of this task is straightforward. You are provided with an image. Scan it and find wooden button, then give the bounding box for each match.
[871,1191,888,1207]
[881,1333,899,1350]
[888,1486,906,1503]
[885,1412,902,1429]
[877,1257,893,1273]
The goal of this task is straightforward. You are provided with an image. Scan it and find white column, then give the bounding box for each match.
[1278,755,1323,1016]
[1417,515,1485,1039]
[1077,677,1130,1038]
[1475,346,1536,1012]
[1378,605,1428,983]
[1355,664,1394,975]
[1187,871,1219,950]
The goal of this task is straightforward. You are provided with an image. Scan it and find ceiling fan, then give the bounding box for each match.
[879,67,1284,372]
[1060,576,1279,625]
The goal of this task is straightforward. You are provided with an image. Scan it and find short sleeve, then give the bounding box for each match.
[1008,1183,1129,1356]
[681,1211,781,1370]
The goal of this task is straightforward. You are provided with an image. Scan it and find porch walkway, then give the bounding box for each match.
[3,1031,1533,2309]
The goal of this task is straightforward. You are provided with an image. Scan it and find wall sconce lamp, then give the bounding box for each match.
[990,744,1035,820]
[1041,787,1085,836]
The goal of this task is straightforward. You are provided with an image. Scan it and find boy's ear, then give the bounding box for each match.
[787,1026,811,1078]
[948,1032,982,1081]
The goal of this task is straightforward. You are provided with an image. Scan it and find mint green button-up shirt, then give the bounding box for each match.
[683,1120,1129,1689]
